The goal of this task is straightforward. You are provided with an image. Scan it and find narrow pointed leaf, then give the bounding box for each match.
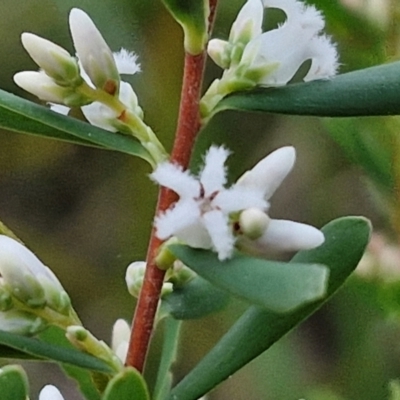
[214,62,400,117]
[169,247,329,313]
[0,89,151,162]
[168,217,371,400]
[102,367,149,400]
[0,330,112,373]
[0,365,29,400]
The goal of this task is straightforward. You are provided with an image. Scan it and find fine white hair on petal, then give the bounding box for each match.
[257,219,325,252]
[39,385,65,400]
[214,186,267,213]
[114,48,141,75]
[151,162,200,199]
[236,146,296,200]
[155,199,200,239]
[304,35,339,81]
[203,210,236,260]
[199,146,230,195]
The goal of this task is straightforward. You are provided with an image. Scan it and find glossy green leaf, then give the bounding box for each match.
[163,276,229,319]
[169,247,329,313]
[214,62,400,118]
[102,367,149,400]
[0,365,29,400]
[168,216,371,400]
[0,89,151,162]
[0,329,112,373]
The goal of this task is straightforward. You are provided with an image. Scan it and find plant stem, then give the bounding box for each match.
[125,1,218,372]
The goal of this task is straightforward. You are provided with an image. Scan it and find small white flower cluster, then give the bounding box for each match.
[39,385,65,400]
[201,0,339,116]
[0,235,78,335]
[14,8,142,133]
[151,146,324,261]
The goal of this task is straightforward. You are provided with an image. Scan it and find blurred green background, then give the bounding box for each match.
[1,0,400,398]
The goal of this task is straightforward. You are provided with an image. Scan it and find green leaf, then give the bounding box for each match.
[169,247,329,313]
[153,317,182,400]
[161,0,208,54]
[168,216,371,400]
[0,365,29,400]
[0,329,112,373]
[102,367,150,400]
[163,276,229,319]
[0,89,152,162]
[214,62,400,117]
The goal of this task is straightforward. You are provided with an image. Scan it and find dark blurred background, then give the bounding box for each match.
[1,0,400,399]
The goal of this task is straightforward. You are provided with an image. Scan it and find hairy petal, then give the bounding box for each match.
[199,146,230,195]
[151,163,200,199]
[203,210,235,260]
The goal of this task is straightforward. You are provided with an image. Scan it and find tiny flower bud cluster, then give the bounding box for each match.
[201,0,339,117]
[0,235,80,335]
[151,146,324,261]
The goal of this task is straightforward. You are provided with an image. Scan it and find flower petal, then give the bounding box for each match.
[214,186,267,213]
[236,146,295,200]
[199,146,230,196]
[81,102,118,132]
[155,199,201,240]
[151,162,200,199]
[203,210,235,260]
[113,48,141,75]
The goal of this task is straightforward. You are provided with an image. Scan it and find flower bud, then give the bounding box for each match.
[14,71,72,104]
[0,310,47,335]
[67,325,122,371]
[207,39,232,69]
[239,208,270,240]
[125,261,146,298]
[39,385,65,400]
[111,319,130,363]
[69,8,120,93]
[0,235,69,312]
[21,33,81,86]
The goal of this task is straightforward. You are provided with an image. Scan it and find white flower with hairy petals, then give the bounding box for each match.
[202,0,338,116]
[39,385,65,400]
[152,146,324,260]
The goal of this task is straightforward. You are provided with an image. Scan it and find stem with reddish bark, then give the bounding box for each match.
[125,1,218,372]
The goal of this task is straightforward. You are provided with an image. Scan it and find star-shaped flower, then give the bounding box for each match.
[151,146,324,260]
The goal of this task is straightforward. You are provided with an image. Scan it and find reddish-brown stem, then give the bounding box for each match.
[126,2,218,371]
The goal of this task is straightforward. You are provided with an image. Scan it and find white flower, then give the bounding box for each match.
[39,385,65,400]
[202,0,338,116]
[152,146,323,260]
